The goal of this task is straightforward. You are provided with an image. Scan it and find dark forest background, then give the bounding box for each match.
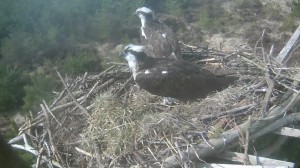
[0,0,195,114]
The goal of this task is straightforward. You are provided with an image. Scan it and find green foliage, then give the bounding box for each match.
[96,0,144,41]
[1,31,49,69]
[0,0,144,69]
[195,0,240,33]
[280,16,297,32]
[232,0,263,22]
[0,0,16,45]
[22,68,60,112]
[292,0,300,17]
[61,50,102,75]
[262,6,284,21]
[163,0,185,16]
[0,65,26,112]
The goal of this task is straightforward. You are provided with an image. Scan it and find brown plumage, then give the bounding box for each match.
[121,44,237,100]
[135,7,182,60]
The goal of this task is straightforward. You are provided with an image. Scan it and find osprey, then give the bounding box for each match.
[135,7,182,60]
[121,44,237,100]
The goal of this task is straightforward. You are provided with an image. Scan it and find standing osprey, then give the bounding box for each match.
[135,7,182,60]
[121,44,237,100]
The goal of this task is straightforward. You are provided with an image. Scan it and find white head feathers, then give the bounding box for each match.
[135,7,153,14]
[125,44,145,53]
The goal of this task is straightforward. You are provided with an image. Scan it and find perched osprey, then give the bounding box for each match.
[135,7,182,60]
[121,44,237,100]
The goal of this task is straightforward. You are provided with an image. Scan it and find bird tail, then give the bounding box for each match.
[212,75,238,91]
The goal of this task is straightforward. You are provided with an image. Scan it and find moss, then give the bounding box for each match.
[195,5,240,33]
[280,16,298,32]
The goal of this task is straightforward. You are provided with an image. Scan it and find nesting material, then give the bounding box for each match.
[12,42,300,167]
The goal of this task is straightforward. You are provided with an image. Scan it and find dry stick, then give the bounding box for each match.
[287,43,300,63]
[114,76,133,96]
[147,147,163,167]
[240,52,297,85]
[239,55,265,70]
[161,85,300,168]
[274,25,300,84]
[80,72,88,87]
[276,24,300,63]
[19,119,44,133]
[43,100,74,137]
[50,96,85,112]
[71,78,116,112]
[40,104,65,167]
[55,69,90,116]
[11,134,62,168]
[243,116,251,165]
[91,65,116,79]
[201,103,257,121]
[261,45,275,117]
[80,80,100,104]
[132,151,145,166]
[199,132,214,150]
[179,41,198,49]
[43,100,63,127]
[49,89,66,108]
[75,147,93,157]
[174,141,188,168]
[35,147,44,168]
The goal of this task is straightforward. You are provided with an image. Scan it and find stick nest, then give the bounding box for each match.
[15,43,300,167]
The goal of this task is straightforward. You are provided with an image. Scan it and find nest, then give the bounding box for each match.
[10,39,300,167]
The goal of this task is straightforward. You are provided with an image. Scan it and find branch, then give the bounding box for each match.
[161,90,300,167]
[55,68,90,116]
[276,24,300,64]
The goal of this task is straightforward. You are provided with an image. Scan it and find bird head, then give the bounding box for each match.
[120,44,145,59]
[120,44,146,80]
[135,7,154,20]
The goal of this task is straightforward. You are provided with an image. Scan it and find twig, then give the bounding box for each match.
[239,54,265,70]
[55,68,90,116]
[199,132,214,150]
[147,147,163,167]
[201,103,257,121]
[35,147,44,168]
[11,134,63,168]
[79,72,88,89]
[243,116,251,165]
[114,76,133,96]
[75,147,93,157]
[50,89,66,108]
[162,87,300,167]
[179,41,198,49]
[80,80,100,104]
[91,65,116,79]
[43,100,62,126]
[40,104,64,167]
[132,151,145,166]
[261,45,275,116]
[19,119,44,133]
[174,141,188,168]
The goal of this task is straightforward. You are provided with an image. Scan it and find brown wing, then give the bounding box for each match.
[156,22,182,59]
[135,60,212,100]
[141,20,182,60]
[136,60,237,100]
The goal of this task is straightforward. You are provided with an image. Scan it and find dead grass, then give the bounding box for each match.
[12,42,300,167]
